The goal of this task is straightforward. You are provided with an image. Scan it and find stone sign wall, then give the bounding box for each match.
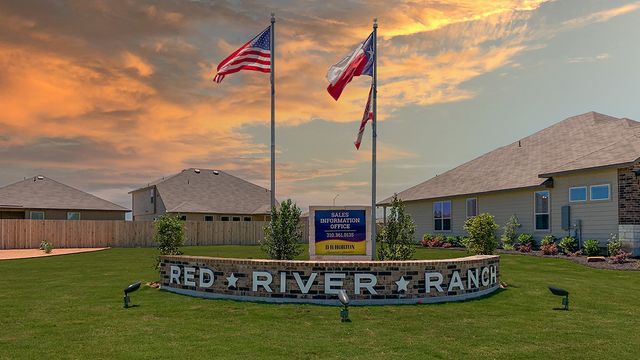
[159,254,500,305]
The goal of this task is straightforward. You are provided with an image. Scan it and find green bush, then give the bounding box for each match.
[541,235,556,247]
[463,213,499,255]
[39,240,53,254]
[582,239,600,256]
[607,233,622,257]
[422,233,433,241]
[558,236,578,254]
[154,215,185,268]
[517,233,535,248]
[446,235,460,246]
[377,194,416,260]
[500,215,520,249]
[261,199,303,260]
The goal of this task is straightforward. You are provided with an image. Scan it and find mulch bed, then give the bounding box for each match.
[496,249,640,271]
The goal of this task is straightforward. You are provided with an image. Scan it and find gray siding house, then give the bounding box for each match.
[130,168,273,221]
[380,112,640,255]
[0,176,128,220]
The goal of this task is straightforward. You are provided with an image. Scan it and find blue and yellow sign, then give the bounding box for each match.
[314,210,367,255]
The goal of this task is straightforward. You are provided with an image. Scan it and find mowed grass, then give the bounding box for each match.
[0,246,638,359]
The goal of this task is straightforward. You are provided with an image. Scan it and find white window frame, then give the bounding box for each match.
[433,200,452,232]
[569,186,587,203]
[590,184,610,201]
[67,212,81,220]
[30,211,45,220]
[534,191,550,231]
[466,198,478,219]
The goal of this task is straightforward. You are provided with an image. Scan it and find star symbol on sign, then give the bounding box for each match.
[227,273,238,289]
[395,276,410,293]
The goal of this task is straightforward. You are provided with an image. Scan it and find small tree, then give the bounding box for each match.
[464,213,499,255]
[154,214,185,268]
[501,215,520,250]
[377,194,416,260]
[261,199,303,260]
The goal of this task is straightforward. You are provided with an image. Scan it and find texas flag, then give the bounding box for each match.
[354,85,374,149]
[325,32,374,100]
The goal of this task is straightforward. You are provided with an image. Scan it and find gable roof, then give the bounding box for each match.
[132,168,273,215]
[382,112,640,204]
[0,176,128,211]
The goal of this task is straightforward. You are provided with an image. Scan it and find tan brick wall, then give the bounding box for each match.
[160,255,500,305]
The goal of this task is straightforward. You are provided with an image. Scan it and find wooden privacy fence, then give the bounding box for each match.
[0,220,310,249]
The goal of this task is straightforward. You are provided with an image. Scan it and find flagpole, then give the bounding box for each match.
[270,13,276,211]
[371,18,378,260]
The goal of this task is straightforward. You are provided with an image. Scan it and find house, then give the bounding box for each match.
[0,175,128,220]
[379,112,640,255]
[130,168,273,221]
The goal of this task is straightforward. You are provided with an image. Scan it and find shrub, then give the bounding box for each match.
[377,194,416,260]
[442,242,452,248]
[501,215,520,249]
[154,215,185,268]
[261,199,303,260]
[39,240,53,254]
[609,250,630,264]
[582,239,600,256]
[540,243,558,255]
[607,234,622,257]
[541,235,556,247]
[463,213,499,255]
[517,233,535,249]
[558,236,578,254]
[445,235,459,246]
[518,243,532,253]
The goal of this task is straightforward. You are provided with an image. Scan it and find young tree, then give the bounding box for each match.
[463,213,499,255]
[377,194,416,260]
[261,199,303,260]
[154,214,185,268]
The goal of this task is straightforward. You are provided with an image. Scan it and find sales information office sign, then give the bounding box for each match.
[309,206,372,260]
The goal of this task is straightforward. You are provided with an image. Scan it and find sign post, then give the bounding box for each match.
[308,206,372,261]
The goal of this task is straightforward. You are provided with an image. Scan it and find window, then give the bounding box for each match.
[243,217,252,222]
[30,211,44,220]
[590,184,610,201]
[433,201,451,231]
[569,186,587,202]
[180,215,187,221]
[232,216,241,222]
[221,216,230,221]
[150,188,155,204]
[67,212,80,220]
[534,191,550,231]
[466,198,478,218]
[204,215,214,222]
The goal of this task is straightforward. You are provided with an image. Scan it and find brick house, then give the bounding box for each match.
[380,112,640,256]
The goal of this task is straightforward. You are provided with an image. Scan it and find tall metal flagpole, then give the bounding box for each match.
[270,13,276,211]
[371,18,378,260]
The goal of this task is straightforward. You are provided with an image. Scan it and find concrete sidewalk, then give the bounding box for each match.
[0,247,109,260]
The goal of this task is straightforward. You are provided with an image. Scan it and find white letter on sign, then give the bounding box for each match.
[293,272,317,294]
[447,271,464,291]
[170,265,181,284]
[425,272,444,293]
[354,273,377,295]
[199,268,214,288]
[324,273,346,295]
[252,271,273,292]
[184,267,196,286]
[481,267,490,286]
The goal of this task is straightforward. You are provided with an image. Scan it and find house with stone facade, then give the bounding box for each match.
[130,168,273,222]
[0,175,128,220]
[379,112,640,256]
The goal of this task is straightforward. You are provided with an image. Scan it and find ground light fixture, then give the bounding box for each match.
[123,282,141,308]
[548,286,569,310]
[338,290,351,322]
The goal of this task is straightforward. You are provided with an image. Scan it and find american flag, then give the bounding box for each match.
[214,26,271,83]
[354,86,374,149]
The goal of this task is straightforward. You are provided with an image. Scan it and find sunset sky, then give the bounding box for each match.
[1,0,639,212]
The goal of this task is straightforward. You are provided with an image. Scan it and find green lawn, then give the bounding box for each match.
[0,246,638,359]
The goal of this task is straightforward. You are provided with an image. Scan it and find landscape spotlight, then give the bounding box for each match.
[548,286,569,310]
[124,282,141,308]
[338,290,350,322]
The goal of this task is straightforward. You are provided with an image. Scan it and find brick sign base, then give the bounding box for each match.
[159,255,500,306]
